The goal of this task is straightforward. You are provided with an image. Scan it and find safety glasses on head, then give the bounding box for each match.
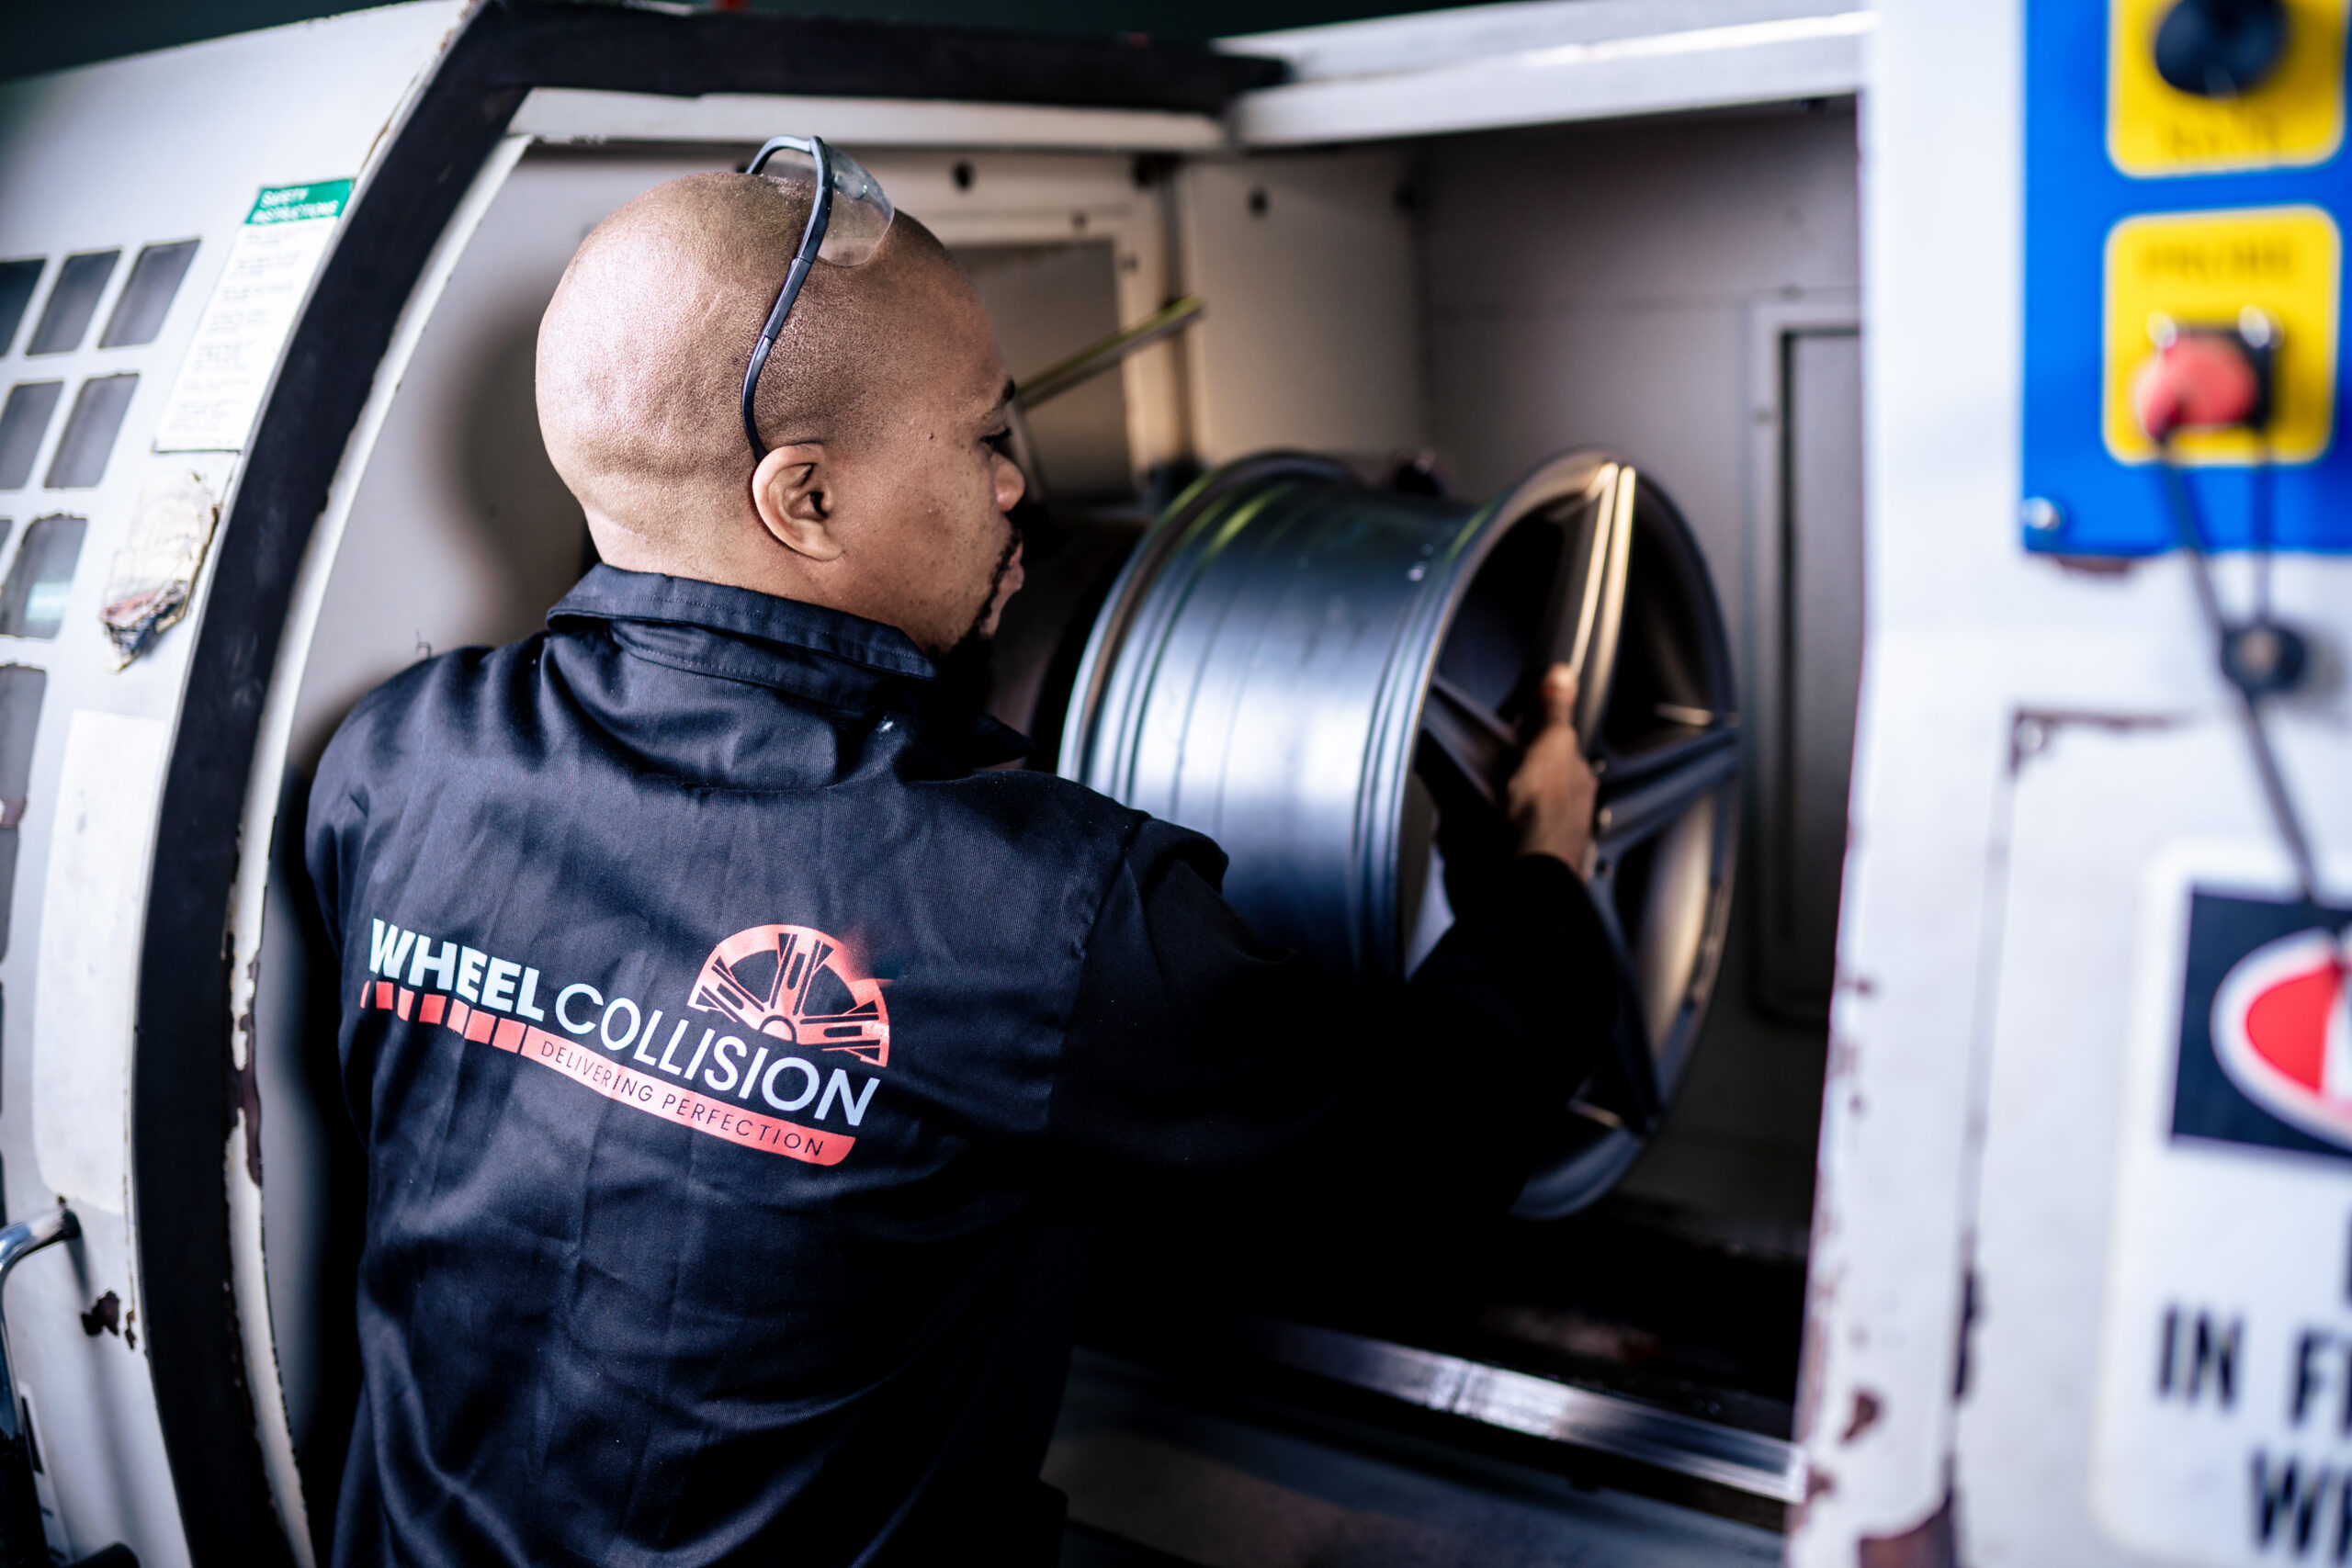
[739,135,897,460]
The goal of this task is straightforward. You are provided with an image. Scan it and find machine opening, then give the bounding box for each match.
[0,8,1889,1562]
[239,102,1853,1563]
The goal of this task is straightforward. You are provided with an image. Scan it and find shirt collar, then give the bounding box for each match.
[546,566,1030,768]
[548,565,937,681]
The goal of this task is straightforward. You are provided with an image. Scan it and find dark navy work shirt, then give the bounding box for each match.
[308,565,1614,1567]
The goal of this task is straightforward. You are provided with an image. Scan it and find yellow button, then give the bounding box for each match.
[2104,206,2341,465]
[2109,0,2347,175]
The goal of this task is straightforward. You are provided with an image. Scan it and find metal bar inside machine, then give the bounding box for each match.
[1012,294,1204,411]
[1242,1318,1807,1504]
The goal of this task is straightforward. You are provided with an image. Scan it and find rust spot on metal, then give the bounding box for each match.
[79,1290,120,1337]
[1859,1493,1955,1568]
[232,948,264,1188]
[1841,1387,1883,1443]
[231,1043,264,1187]
[1792,1463,1837,1533]
[2009,707,2188,773]
[1953,1266,1981,1401]
[2045,554,2136,580]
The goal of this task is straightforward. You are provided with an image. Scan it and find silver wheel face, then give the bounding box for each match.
[1060,450,1740,1217]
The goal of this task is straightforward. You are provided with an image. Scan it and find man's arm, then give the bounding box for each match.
[305,729,373,967]
[1049,668,1629,1215]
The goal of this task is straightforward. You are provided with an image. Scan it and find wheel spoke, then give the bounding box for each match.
[1567,857,1666,1132]
[1594,731,1737,858]
[1598,723,1738,793]
[1419,673,1519,809]
[1527,462,1636,748]
[1583,859,1628,951]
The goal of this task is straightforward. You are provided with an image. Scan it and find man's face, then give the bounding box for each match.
[840,296,1026,658]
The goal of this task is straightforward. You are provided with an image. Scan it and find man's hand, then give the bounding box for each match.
[1506,664,1600,878]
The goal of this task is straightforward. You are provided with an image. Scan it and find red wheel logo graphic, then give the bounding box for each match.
[691,924,889,1066]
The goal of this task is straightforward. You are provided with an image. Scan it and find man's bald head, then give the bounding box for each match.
[535,167,1028,657]
[537,170,989,564]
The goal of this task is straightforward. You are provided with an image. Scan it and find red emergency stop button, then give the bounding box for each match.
[2132,312,2274,442]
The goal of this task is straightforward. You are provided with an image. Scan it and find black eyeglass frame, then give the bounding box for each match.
[741,134,837,462]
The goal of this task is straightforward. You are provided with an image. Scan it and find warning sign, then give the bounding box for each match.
[153,179,352,454]
[2096,854,2352,1564]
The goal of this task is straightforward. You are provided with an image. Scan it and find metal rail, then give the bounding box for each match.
[1244,1318,1805,1505]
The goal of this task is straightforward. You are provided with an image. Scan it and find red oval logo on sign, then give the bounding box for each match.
[2211,927,2352,1149]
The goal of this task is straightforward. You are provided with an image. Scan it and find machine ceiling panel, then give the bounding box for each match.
[1222,0,1871,146]
[1231,0,1863,78]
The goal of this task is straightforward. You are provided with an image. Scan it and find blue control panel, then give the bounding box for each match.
[2024,2,2352,556]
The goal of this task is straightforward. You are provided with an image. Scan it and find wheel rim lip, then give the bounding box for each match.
[1382,447,1630,969]
[1510,465,1742,1219]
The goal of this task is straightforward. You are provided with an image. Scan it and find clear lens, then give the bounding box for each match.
[817,148,893,267]
[750,141,894,269]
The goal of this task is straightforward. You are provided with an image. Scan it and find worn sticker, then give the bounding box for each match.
[152,179,352,454]
[2094,847,2352,1564]
[100,464,225,667]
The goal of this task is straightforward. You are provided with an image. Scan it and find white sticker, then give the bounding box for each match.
[31,711,169,1215]
[2094,849,2352,1565]
[152,180,352,454]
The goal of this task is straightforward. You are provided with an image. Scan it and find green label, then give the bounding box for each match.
[244,179,354,226]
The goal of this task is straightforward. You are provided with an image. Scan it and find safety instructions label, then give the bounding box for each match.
[153,179,351,454]
[2095,856,2352,1564]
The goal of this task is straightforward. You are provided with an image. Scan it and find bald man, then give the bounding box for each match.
[307,171,1624,1567]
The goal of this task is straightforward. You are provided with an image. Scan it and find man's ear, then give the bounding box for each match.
[751,442,845,563]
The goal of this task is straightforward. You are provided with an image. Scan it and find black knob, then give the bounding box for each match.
[2154,0,2290,97]
[2221,620,2311,698]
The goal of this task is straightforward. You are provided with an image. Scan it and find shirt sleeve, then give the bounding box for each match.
[304,720,376,970]
[1048,817,1630,1216]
